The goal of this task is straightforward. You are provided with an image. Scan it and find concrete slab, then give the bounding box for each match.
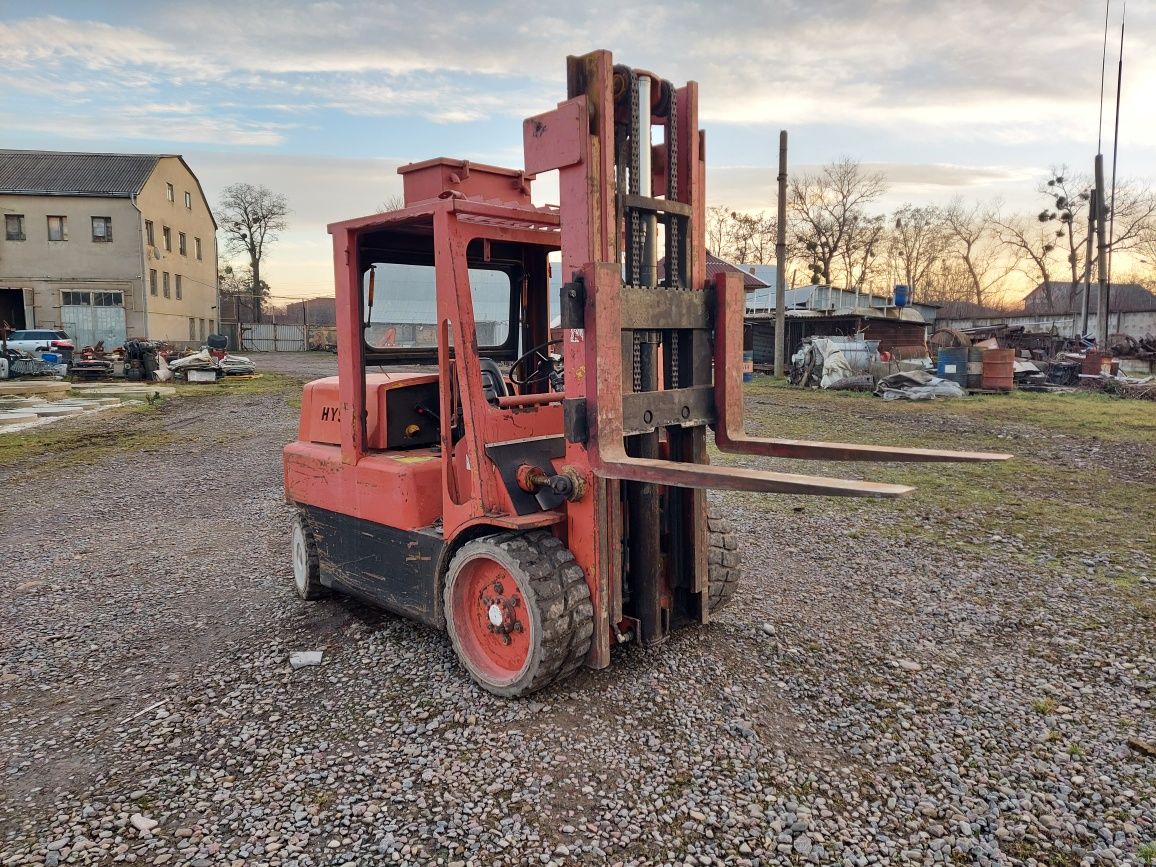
[0,397,49,409]
[76,385,177,398]
[0,412,39,426]
[30,405,86,417]
[0,381,72,397]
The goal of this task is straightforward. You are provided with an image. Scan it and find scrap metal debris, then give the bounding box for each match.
[875,371,966,401]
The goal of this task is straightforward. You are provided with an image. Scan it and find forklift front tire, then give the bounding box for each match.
[444,531,593,698]
[707,511,741,614]
[291,511,327,601]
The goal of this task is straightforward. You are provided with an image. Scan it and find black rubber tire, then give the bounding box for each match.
[290,510,327,601]
[443,530,593,698]
[707,510,741,613]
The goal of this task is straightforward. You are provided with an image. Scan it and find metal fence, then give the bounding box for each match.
[220,293,338,352]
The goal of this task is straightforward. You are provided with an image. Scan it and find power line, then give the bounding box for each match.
[1097,0,1111,152]
[1107,0,1126,283]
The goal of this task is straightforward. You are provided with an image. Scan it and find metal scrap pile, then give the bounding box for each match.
[3,347,65,378]
[168,349,257,383]
[1105,333,1156,361]
[789,336,880,390]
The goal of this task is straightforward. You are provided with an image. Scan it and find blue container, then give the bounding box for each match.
[40,352,61,364]
[742,350,754,382]
[894,284,909,308]
[936,347,968,388]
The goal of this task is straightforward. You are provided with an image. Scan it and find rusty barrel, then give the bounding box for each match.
[966,346,984,390]
[981,349,1014,391]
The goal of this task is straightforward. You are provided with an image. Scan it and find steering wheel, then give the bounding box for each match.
[509,339,564,389]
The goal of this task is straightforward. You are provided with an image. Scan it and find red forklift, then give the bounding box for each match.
[284,50,1008,697]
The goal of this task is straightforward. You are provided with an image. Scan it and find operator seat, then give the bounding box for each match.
[479,358,509,404]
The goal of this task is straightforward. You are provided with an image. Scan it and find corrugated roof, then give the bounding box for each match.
[658,252,771,290]
[0,149,166,197]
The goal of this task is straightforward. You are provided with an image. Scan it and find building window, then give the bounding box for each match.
[5,214,25,241]
[184,191,192,209]
[163,272,171,299]
[163,226,172,252]
[150,269,158,296]
[175,274,183,300]
[178,232,187,256]
[189,317,197,341]
[62,291,123,307]
[194,237,202,260]
[198,318,206,340]
[47,216,68,241]
[209,319,215,335]
[166,183,175,202]
[91,216,113,242]
[145,220,155,246]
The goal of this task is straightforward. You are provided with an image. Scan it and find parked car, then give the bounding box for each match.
[4,329,74,354]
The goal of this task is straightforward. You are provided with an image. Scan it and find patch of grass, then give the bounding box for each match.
[1068,742,1085,758]
[1138,841,1156,865]
[744,376,1156,442]
[731,379,1156,579]
[0,410,176,470]
[173,373,303,399]
[1032,697,1058,715]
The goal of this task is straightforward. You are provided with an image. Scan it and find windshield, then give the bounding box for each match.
[362,263,512,350]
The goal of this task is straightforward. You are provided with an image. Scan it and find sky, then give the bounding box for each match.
[2,0,1153,298]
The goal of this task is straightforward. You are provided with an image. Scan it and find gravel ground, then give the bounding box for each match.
[1,367,1152,867]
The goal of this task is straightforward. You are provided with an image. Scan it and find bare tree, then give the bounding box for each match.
[1037,167,1156,307]
[837,213,886,294]
[942,200,1020,309]
[888,204,948,300]
[705,207,777,264]
[996,215,1062,310]
[216,183,290,312]
[789,157,886,285]
[377,194,405,213]
[728,211,777,264]
[706,206,733,258]
[1038,168,1092,308]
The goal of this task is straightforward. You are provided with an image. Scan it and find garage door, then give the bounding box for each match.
[61,290,127,349]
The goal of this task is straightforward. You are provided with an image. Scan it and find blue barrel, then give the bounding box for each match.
[894,284,909,308]
[742,350,754,382]
[936,347,968,388]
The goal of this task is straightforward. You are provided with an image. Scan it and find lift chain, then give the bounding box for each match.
[666,82,680,290]
[628,69,642,288]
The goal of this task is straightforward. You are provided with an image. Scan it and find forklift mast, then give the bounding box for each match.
[525,51,1006,664]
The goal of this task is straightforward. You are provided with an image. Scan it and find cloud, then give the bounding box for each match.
[12,112,292,147]
[4,2,1154,147]
[708,162,1042,212]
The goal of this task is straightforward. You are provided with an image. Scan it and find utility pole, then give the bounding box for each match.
[1079,189,1095,336]
[774,130,788,378]
[1094,155,1110,346]
[302,297,309,351]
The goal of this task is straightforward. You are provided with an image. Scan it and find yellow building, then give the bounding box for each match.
[0,150,218,348]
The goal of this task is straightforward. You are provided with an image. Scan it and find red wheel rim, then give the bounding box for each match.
[450,556,534,685]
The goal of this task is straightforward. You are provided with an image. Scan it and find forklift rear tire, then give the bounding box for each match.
[707,511,741,613]
[443,531,593,698]
[291,511,327,601]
